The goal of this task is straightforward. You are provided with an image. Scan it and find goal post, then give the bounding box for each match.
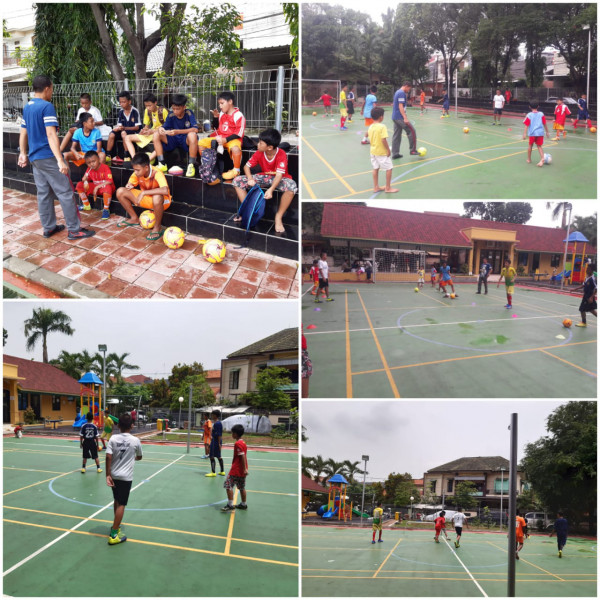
[372,248,426,283]
[302,79,342,108]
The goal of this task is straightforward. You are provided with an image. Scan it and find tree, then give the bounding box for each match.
[77,349,102,375]
[106,352,139,386]
[341,460,364,484]
[283,3,299,67]
[516,487,542,513]
[302,202,324,234]
[521,401,596,533]
[453,481,477,509]
[169,362,206,389]
[148,378,170,406]
[3,328,7,347]
[378,472,420,506]
[238,366,292,412]
[168,373,214,411]
[546,202,572,228]
[50,350,84,380]
[302,455,314,478]
[323,458,345,480]
[572,213,597,246]
[462,202,532,224]
[305,454,329,485]
[24,308,74,363]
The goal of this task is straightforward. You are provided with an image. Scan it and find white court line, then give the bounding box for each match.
[442,536,488,597]
[304,313,589,336]
[3,454,185,577]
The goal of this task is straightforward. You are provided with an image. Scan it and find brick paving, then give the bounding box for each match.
[3,189,299,299]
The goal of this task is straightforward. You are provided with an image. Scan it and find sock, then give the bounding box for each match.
[82,463,85,468]
[372,532,376,541]
[218,458,224,472]
[210,458,215,473]
[341,116,346,127]
[188,156,196,165]
[587,119,592,127]
[573,119,578,127]
[228,500,234,507]
[233,152,241,170]
[158,155,165,164]
[110,528,118,538]
[507,294,512,305]
[102,193,111,210]
[78,192,90,207]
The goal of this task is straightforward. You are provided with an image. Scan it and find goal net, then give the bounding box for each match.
[373,248,426,283]
[302,79,341,109]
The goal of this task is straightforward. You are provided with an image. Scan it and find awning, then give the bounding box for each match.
[267,359,298,367]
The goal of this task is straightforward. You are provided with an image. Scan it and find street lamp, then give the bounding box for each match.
[360,455,369,527]
[583,25,591,107]
[410,496,414,520]
[178,396,184,429]
[560,203,573,291]
[98,344,107,424]
[500,468,506,531]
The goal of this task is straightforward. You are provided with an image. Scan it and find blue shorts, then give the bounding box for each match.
[209,441,221,459]
[164,133,191,153]
[443,102,450,110]
[577,110,589,120]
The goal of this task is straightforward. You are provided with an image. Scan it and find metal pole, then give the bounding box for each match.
[274,65,285,131]
[585,26,591,109]
[186,384,192,454]
[500,468,505,531]
[360,455,369,527]
[560,204,573,291]
[507,413,518,597]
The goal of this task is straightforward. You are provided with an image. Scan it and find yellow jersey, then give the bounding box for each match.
[368,122,389,156]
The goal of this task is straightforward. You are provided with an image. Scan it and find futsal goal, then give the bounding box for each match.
[372,248,426,283]
[302,79,342,108]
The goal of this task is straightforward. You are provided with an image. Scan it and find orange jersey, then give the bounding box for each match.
[203,419,212,442]
[127,166,171,200]
[420,92,425,104]
[515,515,526,536]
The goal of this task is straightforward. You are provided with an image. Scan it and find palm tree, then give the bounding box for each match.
[78,349,102,374]
[323,458,345,481]
[341,460,365,484]
[107,352,140,386]
[24,308,74,363]
[546,202,571,228]
[301,456,314,478]
[50,350,83,380]
[308,454,329,486]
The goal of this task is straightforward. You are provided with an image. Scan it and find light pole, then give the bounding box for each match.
[98,344,107,424]
[500,467,506,531]
[560,203,573,291]
[186,385,193,454]
[410,496,414,520]
[583,25,591,108]
[178,396,184,430]
[360,455,369,527]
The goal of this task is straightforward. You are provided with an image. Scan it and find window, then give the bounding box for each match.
[428,479,437,494]
[494,477,509,493]
[447,479,453,493]
[550,254,561,268]
[52,395,61,411]
[229,369,240,390]
[518,252,529,266]
[18,391,28,411]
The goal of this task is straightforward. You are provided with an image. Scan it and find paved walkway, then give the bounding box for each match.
[3,189,299,299]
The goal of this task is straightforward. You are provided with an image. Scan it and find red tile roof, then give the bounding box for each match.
[302,474,328,493]
[321,204,597,254]
[124,374,153,385]
[4,355,82,395]
[205,370,221,380]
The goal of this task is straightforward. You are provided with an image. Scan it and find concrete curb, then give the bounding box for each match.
[3,253,112,299]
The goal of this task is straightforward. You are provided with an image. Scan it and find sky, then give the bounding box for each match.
[366,200,596,230]
[3,301,298,378]
[302,400,569,481]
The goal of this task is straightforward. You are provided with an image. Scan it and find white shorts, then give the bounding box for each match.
[418,277,424,283]
[370,154,393,171]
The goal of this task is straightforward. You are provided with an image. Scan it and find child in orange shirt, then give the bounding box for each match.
[309,260,319,295]
[552,99,571,140]
[75,150,115,220]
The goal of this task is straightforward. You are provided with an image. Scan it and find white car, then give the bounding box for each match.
[424,510,458,522]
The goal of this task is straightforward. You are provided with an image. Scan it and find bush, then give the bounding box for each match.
[460,263,470,274]
[23,408,36,424]
[517,265,527,276]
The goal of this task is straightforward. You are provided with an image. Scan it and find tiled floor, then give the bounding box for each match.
[3,189,299,299]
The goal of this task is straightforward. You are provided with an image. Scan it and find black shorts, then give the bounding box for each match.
[82,441,98,460]
[494,108,503,115]
[318,278,329,290]
[209,442,222,459]
[579,298,597,312]
[455,526,463,536]
[112,479,133,506]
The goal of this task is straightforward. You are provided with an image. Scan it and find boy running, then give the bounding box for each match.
[523,101,550,167]
[206,410,225,477]
[221,424,249,512]
[497,258,516,309]
[572,264,597,327]
[434,510,447,543]
[573,94,592,129]
[439,262,458,297]
[100,409,117,450]
[515,510,527,559]
[360,85,378,145]
[452,508,468,548]
[372,501,384,544]
[549,511,568,558]
[80,412,102,473]
[552,98,571,140]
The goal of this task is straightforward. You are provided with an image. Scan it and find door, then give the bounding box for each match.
[3,390,10,423]
[30,394,41,419]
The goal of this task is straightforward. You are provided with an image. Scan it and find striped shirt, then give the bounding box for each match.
[21,97,59,161]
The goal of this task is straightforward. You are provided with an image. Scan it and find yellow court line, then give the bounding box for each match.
[352,339,596,376]
[540,349,597,378]
[419,139,485,162]
[3,467,67,475]
[3,470,77,496]
[373,537,402,578]
[301,171,317,199]
[224,489,238,555]
[345,289,353,398]
[356,289,400,397]
[303,574,581,583]
[301,135,356,194]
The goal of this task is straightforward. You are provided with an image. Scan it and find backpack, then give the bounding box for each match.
[237,184,265,231]
[198,147,220,184]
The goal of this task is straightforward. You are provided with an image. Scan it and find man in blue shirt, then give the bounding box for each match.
[391,81,419,160]
[476,257,492,294]
[18,75,95,240]
[549,512,568,558]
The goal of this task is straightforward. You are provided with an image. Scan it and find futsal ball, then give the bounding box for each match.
[139,210,156,230]
[562,318,572,328]
[414,287,419,293]
[444,293,450,298]
[544,153,552,165]
[203,119,211,133]
[312,111,317,116]
[418,147,427,157]
[590,126,597,133]
[463,127,469,133]
[450,293,456,299]
[202,238,227,264]
[163,226,185,249]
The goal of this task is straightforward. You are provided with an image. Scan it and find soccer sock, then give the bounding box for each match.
[372,531,376,541]
[158,155,165,164]
[573,119,578,128]
[228,499,234,507]
[507,293,512,305]
[188,156,196,165]
[341,116,346,128]
[102,193,111,210]
[210,458,216,473]
[218,458,224,472]
[78,192,91,207]
[587,119,592,127]
[110,528,118,538]
[233,152,241,171]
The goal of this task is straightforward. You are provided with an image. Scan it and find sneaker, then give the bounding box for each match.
[222,168,239,180]
[515,553,519,560]
[454,294,459,297]
[156,163,168,173]
[392,154,403,159]
[310,291,317,295]
[558,550,562,558]
[68,228,96,240]
[491,122,496,126]
[314,299,322,303]
[235,503,248,510]
[221,504,235,512]
[476,291,481,294]
[218,471,226,476]
[123,157,131,162]
[105,156,112,164]
[340,126,348,130]
[410,150,420,155]
[360,139,370,145]
[108,533,127,545]
[185,163,196,178]
[205,472,217,477]
[146,153,156,165]
[576,322,587,327]
[378,539,383,543]
[81,468,86,473]
[43,224,66,238]
[372,540,376,544]
[454,541,458,548]
[82,203,92,211]
[504,304,512,309]
[326,298,335,302]
[101,209,110,220]
[200,455,209,459]
[112,156,124,165]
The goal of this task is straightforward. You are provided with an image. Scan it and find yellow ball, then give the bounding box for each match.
[202,238,227,263]
[414,287,419,293]
[590,126,597,133]
[418,147,427,157]
[562,318,572,328]
[139,210,156,230]
[163,226,185,249]
[463,127,469,133]
[312,111,317,117]
[450,293,455,299]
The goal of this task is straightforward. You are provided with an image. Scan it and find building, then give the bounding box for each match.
[306,203,595,281]
[123,374,154,385]
[3,355,80,425]
[205,369,221,398]
[2,7,35,84]
[423,456,525,510]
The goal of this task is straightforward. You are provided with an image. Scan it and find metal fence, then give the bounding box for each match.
[463,86,596,105]
[3,67,299,136]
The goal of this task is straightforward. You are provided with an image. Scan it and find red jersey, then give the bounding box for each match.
[302,333,307,350]
[309,266,319,281]
[84,163,113,185]
[229,439,247,478]
[319,94,333,106]
[435,516,445,530]
[554,104,571,125]
[247,148,291,179]
[212,108,245,140]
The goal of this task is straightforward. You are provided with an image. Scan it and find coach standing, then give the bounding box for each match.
[18,75,95,240]
[391,81,419,160]
[476,257,492,294]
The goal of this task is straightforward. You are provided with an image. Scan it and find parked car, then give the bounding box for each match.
[135,411,148,424]
[525,512,553,529]
[151,411,170,423]
[424,510,458,522]
[546,96,578,105]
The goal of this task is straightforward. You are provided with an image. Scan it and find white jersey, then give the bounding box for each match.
[76,105,103,124]
[107,432,142,481]
[452,512,467,527]
[493,95,505,109]
[318,259,329,279]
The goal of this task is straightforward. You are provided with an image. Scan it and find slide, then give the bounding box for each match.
[352,507,370,518]
[322,506,339,519]
[72,414,87,428]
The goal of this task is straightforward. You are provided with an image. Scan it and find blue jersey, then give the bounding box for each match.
[210,420,222,447]
[524,111,545,137]
[117,106,141,131]
[441,265,451,281]
[392,88,407,121]
[21,97,59,162]
[80,422,99,442]
[363,94,377,119]
[164,109,198,131]
[442,93,450,109]
[577,98,589,118]
[73,127,102,153]
[554,517,568,536]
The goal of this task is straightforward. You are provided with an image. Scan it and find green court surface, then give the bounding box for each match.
[301,106,597,199]
[3,437,298,596]
[303,282,597,398]
[302,525,597,597]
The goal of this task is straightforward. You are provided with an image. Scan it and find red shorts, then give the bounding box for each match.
[365,118,374,127]
[76,181,116,196]
[516,534,524,544]
[529,136,544,147]
[440,279,452,287]
[435,527,442,534]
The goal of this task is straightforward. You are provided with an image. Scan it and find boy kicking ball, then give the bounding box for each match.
[523,101,550,167]
[220,424,249,512]
[434,510,447,543]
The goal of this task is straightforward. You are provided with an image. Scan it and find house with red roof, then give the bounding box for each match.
[3,355,81,425]
[304,204,595,283]
[123,374,154,385]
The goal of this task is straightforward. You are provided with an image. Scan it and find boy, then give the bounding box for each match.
[59,92,105,152]
[64,112,105,167]
[430,264,437,287]
[552,98,571,140]
[497,258,516,309]
[201,414,212,459]
[360,85,378,144]
[477,257,492,294]
[549,511,568,558]
[18,74,95,240]
[515,510,527,559]
[368,107,398,194]
[417,267,425,289]
[439,261,458,297]
[124,92,168,163]
[206,410,225,477]
[106,91,141,164]
[391,81,419,160]
[420,89,426,114]
[434,510,447,543]
[314,90,333,117]
[523,100,550,167]
[220,424,249,512]
[80,411,102,473]
[572,263,597,327]
[451,508,468,548]
[339,83,348,130]
[492,89,505,125]
[347,86,355,122]
[438,89,450,118]
[372,501,384,544]
[316,251,334,303]
[106,412,142,545]
[309,259,319,295]
[153,93,199,177]
[573,94,592,129]
[198,91,245,180]
[75,150,115,220]
[100,409,118,450]
[231,128,297,233]
[116,153,171,241]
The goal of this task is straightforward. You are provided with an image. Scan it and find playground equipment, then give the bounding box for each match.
[318,473,353,521]
[73,372,104,429]
[563,231,591,284]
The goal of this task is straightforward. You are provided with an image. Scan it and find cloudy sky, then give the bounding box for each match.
[3,301,298,378]
[302,400,569,481]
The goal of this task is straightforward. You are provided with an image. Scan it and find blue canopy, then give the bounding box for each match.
[78,372,103,385]
[563,231,589,243]
[328,473,349,484]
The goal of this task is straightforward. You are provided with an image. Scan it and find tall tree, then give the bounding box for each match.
[572,213,597,246]
[546,202,572,228]
[107,352,140,386]
[341,460,365,484]
[238,366,292,412]
[453,481,478,509]
[24,308,74,363]
[149,378,170,406]
[49,350,83,380]
[462,202,532,224]
[306,454,329,485]
[323,458,345,480]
